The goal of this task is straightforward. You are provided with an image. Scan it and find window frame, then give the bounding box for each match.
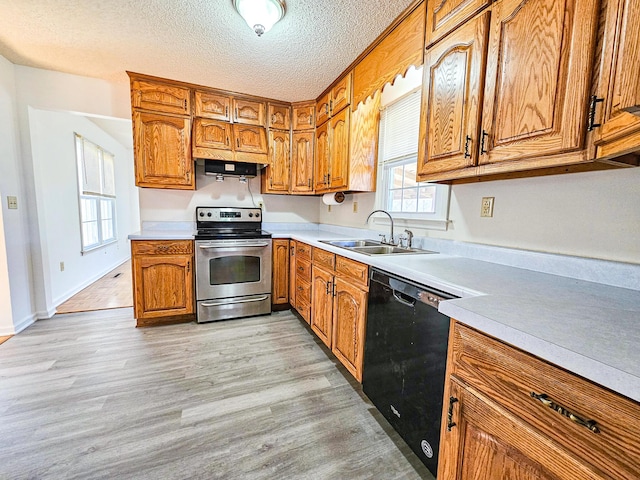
[74,133,118,253]
[374,79,451,231]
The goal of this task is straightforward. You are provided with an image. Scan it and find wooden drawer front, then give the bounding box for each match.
[296,242,311,261]
[132,240,193,256]
[335,256,368,288]
[312,247,335,270]
[451,322,640,480]
[295,278,311,306]
[295,258,312,283]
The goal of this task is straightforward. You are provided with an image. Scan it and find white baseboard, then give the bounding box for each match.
[0,312,36,335]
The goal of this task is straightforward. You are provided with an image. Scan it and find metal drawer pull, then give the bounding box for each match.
[447,396,458,431]
[201,296,268,307]
[199,242,269,249]
[530,392,600,434]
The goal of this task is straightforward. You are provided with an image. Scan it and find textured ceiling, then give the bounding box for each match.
[0,0,416,102]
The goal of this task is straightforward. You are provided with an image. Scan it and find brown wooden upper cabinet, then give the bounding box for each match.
[425,0,492,48]
[261,129,290,193]
[193,118,267,163]
[233,97,266,126]
[131,79,191,116]
[592,0,640,161]
[316,72,353,126]
[292,101,315,131]
[418,0,603,182]
[314,107,351,192]
[194,91,231,121]
[268,103,291,130]
[291,131,315,193]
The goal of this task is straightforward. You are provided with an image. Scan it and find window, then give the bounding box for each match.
[376,73,450,230]
[74,134,117,252]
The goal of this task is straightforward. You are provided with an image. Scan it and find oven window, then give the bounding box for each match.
[209,255,261,285]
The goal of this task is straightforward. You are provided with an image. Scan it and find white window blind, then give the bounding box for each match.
[75,134,117,252]
[379,89,422,165]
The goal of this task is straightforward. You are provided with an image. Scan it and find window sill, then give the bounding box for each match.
[371,216,450,232]
[81,239,118,255]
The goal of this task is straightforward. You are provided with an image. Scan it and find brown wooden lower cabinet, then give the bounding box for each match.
[271,239,289,305]
[440,321,640,479]
[131,240,194,327]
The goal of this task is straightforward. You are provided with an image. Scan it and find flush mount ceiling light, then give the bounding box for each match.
[232,0,286,37]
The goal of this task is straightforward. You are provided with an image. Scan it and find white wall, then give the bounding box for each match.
[29,109,137,308]
[3,58,137,322]
[0,55,35,334]
[139,164,320,224]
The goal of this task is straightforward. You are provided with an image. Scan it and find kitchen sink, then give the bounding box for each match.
[319,239,436,255]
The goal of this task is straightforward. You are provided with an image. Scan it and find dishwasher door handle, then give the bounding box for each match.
[392,290,416,307]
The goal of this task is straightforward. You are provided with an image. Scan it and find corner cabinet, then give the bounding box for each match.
[439,321,640,479]
[131,240,195,327]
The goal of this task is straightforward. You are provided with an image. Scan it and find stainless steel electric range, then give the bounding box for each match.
[194,206,272,323]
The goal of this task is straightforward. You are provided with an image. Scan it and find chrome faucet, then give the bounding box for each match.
[366,209,395,245]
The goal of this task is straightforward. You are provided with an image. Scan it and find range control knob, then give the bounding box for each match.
[248,213,253,217]
[199,212,204,217]
[207,212,212,217]
[255,212,260,218]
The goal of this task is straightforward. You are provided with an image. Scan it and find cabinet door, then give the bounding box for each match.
[479,0,599,165]
[332,278,367,382]
[233,125,267,154]
[271,239,289,305]
[131,80,191,115]
[265,130,290,192]
[594,0,640,159]
[425,0,492,47]
[417,12,490,179]
[233,98,266,126]
[291,132,314,193]
[193,118,232,150]
[311,266,334,348]
[133,254,194,319]
[314,121,330,191]
[133,111,194,189]
[331,72,352,115]
[329,107,350,190]
[439,379,606,480]
[194,91,231,121]
[293,103,315,130]
[268,103,291,130]
[316,91,331,126]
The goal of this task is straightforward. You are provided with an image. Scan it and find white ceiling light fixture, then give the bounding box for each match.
[232,0,286,37]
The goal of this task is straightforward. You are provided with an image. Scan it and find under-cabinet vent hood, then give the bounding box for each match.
[203,159,259,178]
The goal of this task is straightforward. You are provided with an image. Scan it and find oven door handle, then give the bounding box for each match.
[198,242,270,249]
[200,296,269,307]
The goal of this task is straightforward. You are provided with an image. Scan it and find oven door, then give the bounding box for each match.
[195,239,272,301]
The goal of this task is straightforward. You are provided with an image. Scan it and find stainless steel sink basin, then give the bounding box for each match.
[319,239,436,255]
[319,239,381,248]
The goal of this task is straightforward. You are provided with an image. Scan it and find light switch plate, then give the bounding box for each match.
[7,196,17,209]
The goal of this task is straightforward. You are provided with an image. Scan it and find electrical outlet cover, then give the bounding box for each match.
[481,197,494,217]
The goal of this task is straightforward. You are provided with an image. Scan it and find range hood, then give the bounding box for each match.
[203,159,259,178]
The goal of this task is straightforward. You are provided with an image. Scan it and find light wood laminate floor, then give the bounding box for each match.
[56,260,132,314]
[0,308,432,479]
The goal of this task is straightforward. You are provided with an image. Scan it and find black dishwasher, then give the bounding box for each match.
[363,268,455,478]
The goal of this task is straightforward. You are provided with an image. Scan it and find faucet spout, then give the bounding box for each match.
[366,209,395,245]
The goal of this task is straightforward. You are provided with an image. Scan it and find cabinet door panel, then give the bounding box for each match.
[268,104,291,130]
[426,0,492,47]
[480,0,599,164]
[193,118,232,150]
[594,0,640,159]
[331,73,352,115]
[266,130,290,192]
[194,91,231,121]
[316,92,331,126]
[131,80,190,115]
[233,125,267,154]
[314,122,330,191]
[293,103,315,130]
[439,379,606,480]
[418,12,489,178]
[329,108,350,190]
[311,267,333,348]
[133,111,193,188]
[291,132,314,193]
[133,255,193,319]
[271,239,289,305]
[233,98,266,126]
[332,278,367,382]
